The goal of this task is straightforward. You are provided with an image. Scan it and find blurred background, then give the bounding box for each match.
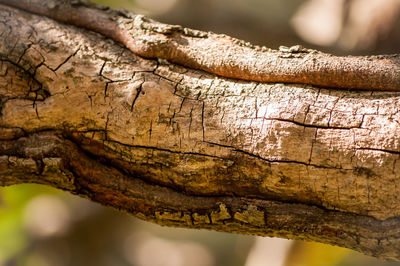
[2,0,400,265]
[93,0,400,55]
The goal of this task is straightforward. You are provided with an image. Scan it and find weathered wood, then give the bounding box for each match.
[1,1,400,261]
[1,0,399,91]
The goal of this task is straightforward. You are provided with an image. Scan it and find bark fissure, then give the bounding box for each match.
[52,47,81,72]
[203,140,342,169]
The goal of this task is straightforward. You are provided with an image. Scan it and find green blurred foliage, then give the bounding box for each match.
[285,241,350,266]
[1,184,400,266]
[0,185,60,265]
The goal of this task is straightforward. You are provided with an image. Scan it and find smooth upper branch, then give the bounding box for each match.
[1,0,400,91]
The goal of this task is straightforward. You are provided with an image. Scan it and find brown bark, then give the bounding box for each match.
[1,0,400,91]
[1,0,400,261]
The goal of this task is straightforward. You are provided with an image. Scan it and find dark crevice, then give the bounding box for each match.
[130,80,144,112]
[356,147,400,155]
[53,46,80,72]
[104,138,223,159]
[0,57,48,100]
[264,117,358,130]
[61,132,376,223]
[201,101,205,141]
[34,158,44,175]
[16,42,32,64]
[102,137,342,170]
[203,140,343,170]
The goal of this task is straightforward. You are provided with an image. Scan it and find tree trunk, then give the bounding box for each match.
[1,0,400,261]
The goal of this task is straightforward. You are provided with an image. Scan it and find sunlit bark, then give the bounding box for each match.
[1,1,400,261]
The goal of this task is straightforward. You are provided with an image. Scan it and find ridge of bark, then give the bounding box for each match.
[1,0,399,91]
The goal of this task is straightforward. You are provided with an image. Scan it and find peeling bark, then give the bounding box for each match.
[1,1,400,261]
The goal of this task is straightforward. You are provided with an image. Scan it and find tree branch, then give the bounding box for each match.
[1,0,399,91]
[1,1,400,261]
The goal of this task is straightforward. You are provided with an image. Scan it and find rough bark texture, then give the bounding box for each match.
[1,0,400,261]
[2,0,400,91]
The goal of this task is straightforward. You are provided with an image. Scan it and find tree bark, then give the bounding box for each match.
[1,0,400,261]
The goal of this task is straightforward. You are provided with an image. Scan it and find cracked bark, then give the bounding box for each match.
[1,0,400,261]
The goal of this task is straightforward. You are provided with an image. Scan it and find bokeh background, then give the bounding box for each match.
[2,0,400,265]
